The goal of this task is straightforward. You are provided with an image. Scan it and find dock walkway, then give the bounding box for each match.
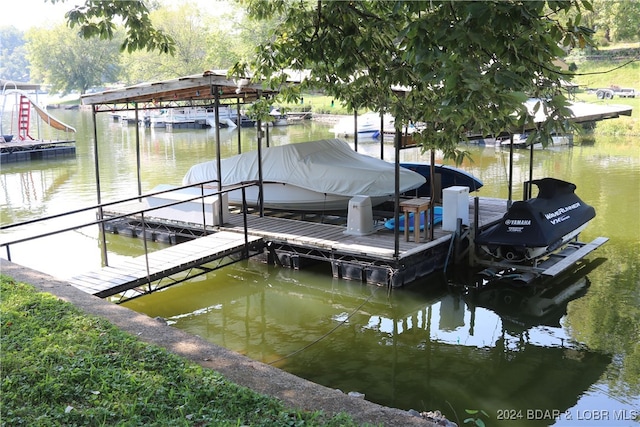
[69,231,263,299]
[100,196,508,288]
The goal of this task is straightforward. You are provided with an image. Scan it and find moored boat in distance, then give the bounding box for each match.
[330,112,395,137]
[148,106,238,130]
[497,133,573,149]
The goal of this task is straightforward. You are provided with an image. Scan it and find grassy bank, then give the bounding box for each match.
[570,58,639,136]
[279,45,640,137]
[0,275,359,427]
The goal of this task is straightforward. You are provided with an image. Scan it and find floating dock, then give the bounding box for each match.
[94,192,609,299]
[0,139,76,164]
[1,85,77,164]
[69,231,264,302]
[100,196,507,289]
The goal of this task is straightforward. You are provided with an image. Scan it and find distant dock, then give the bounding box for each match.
[0,139,76,164]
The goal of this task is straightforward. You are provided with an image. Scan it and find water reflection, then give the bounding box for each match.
[3,110,639,425]
[0,160,75,221]
[124,262,617,426]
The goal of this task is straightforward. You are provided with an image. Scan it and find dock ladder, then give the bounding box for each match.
[18,95,33,140]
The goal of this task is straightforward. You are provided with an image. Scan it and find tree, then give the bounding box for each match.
[584,0,640,43]
[121,2,210,83]
[26,24,123,95]
[234,0,596,161]
[48,0,175,54]
[0,27,30,82]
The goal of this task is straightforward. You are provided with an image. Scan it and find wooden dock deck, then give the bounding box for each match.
[220,197,508,259]
[101,196,509,287]
[69,231,263,299]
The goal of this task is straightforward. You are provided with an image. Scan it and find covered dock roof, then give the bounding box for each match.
[80,70,289,110]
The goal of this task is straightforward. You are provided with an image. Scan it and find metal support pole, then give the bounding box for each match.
[528,142,534,199]
[508,134,514,207]
[257,91,264,217]
[134,103,142,198]
[265,113,270,148]
[380,111,385,159]
[92,104,108,266]
[140,211,151,290]
[353,109,358,152]
[201,183,207,234]
[429,149,435,241]
[242,186,249,257]
[236,98,242,154]
[214,86,224,226]
[393,126,401,258]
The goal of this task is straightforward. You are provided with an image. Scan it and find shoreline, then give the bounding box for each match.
[1,258,443,427]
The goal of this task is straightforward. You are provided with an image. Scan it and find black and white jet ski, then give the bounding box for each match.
[476,178,596,262]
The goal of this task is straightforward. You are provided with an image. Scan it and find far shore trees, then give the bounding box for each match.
[233,0,599,161]
[27,24,122,95]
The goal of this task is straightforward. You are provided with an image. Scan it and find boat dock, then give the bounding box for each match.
[1,84,77,164]
[100,196,510,289]
[69,231,264,301]
[1,139,76,164]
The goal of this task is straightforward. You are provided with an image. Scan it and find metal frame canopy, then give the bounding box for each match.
[80,70,296,269]
[80,70,283,110]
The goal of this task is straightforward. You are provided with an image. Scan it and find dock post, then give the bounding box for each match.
[236,98,242,154]
[92,105,108,267]
[454,218,462,264]
[470,197,480,268]
[140,211,151,289]
[134,103,142,199]
[200,184,207,234]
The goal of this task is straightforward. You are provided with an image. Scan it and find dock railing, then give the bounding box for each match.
[0,180,259,270]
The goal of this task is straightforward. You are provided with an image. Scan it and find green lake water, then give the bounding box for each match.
[1,109,639,426]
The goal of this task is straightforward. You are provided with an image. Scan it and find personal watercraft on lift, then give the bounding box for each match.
[476,178,596,262]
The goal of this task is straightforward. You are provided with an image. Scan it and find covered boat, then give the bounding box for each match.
[182,139,425,211]
[476,178,596,262]
[400,163,483,197]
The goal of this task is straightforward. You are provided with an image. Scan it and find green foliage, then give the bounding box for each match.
[578,0,640,43]
[26,23,122,95]
[0,275,359,426]
[57,0,176,54]
[237,0,598,163]
[121,3,211,82]
[0,26,30,82]
[463,409,490,427]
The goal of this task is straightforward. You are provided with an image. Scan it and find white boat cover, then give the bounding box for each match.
[182,138,425,197]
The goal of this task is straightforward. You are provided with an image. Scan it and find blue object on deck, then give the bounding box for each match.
[384,206,443,231]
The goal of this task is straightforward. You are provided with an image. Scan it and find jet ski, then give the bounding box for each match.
[476,178,596,262]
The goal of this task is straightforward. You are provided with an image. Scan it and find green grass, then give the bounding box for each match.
[567,49,640,136]
[0,275,360,427]
[570,59,640,92]
[277,94,355,115]
[278,46,639,136]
